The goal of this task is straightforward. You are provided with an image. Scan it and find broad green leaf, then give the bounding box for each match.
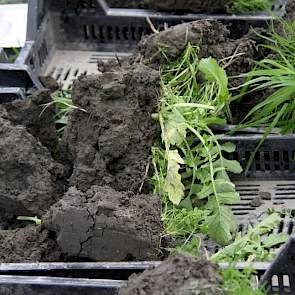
[218,192,240,205]
[215,179,235,193]
[223,159,243,174]
[263,233,288,248]
[164,150,185,205]
[199,57,229,100]
[256,213,282,235]
[164,110,186,146]
[207,206,236,245]
[197,184,213,199]
[221,142,236,153]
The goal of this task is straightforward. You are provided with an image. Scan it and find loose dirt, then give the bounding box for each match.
[119,255,224,295]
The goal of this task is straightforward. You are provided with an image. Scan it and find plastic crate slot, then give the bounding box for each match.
[63,68,71,81]
[288,222,294,235]
[277,183,295,187]
[91,25,97,39]
[83,25,89,39]
[123,27,129,40]
[73,69,79,77]
[107,26,113,40]
[116,26,120,40]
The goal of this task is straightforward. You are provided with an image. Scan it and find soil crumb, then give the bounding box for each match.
[0,114,65,219]
[60,64,159,192]
[0,225,60,263]
[44,186,163,261]
[0,89,58,153]
[148,0,230,13]
[119,255,224,295]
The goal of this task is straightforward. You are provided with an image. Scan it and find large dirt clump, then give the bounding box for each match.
[119,255,224,295]
[0,113,65,219]
[44,186,163,261]
[60,64,159,192]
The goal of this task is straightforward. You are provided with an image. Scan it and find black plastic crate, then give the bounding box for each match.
[0,0,287,92]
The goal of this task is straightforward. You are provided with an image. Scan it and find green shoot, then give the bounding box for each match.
[17,216,42,225]
[229,0,274,14]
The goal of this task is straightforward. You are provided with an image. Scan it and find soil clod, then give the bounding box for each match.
[44,186,163,261]
[119,255,224,295]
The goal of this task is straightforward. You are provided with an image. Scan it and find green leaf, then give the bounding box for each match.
[263,233,288,248]
[221,142,236,153]
[215,179,236,193]
[223,159,243,174]
[199,57,229,100]
[207,206,236,245]
[164,110,186,146]
[197,184,213,199]
[164,150,185,205]
[218,192,240,205]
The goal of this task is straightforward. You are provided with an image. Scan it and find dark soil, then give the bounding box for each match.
[0,225,60,263]
[119,255,224,295]
[44,186,163,261]
[0,114,64,220]
[60,64,159,192]
[0,89,58,153]
[148,0,231,13]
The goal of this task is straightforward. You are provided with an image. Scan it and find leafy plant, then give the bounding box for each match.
[229,0,274,14]
[222,267,267,295]
[212,212,288,262]
[152,44,242,245]
[232,20,295,172]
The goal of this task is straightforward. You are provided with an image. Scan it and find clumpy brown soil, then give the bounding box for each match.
[60,64,159,192]
[0,225,60,263]
[44,186,163,261]
[0,114,64,220]
[0,89,58,153]
[148,0,231,13]
[119,255,224,295]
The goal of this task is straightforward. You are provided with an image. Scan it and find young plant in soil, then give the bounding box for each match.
[151,44,243,247]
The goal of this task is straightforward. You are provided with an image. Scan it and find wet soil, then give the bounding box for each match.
[44,186,163,261]
[119,255,224,295]
[0,89,58,153]
[0,114,64,220]
[60,64,159,192]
